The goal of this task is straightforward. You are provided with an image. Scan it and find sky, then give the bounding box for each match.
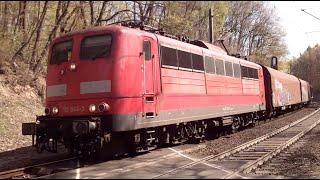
[270,1,320,59]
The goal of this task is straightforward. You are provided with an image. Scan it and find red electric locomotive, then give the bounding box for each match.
[21,22,309,156]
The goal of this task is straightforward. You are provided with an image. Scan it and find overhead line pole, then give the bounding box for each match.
[208,8,213,43]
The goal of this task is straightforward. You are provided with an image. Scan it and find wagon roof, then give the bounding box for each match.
[265,66,299,82]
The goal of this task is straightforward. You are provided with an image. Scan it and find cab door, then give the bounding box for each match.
[142,37,157,118]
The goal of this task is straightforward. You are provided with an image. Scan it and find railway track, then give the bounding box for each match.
[0,157,78,179]
[252,138,309,175]
[152,107,320,179]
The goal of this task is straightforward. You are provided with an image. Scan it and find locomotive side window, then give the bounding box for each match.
[178,50,192,70]
[241,65,248,78]
[192,53,204,71]
[253,69,258,79]
[50,40,73,64]
[160,46,178,67]
[248,67,258,79]
[143,40,151,61]
[215,59,225,76]
[240,65,258,79]
[80,34,112,60]
[225,61,233,77]
[204,56,215,74]
[233,63,241,78]
[248,67,254,78]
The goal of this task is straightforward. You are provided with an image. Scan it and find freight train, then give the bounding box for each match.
[22,22,312,156]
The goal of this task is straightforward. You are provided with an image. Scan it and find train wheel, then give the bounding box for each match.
[67,147,76,156]
[215,130,222,139]
[35,136,45,154]
[231,117,240,133]
[250,119,256,127]
[127,145,138,157]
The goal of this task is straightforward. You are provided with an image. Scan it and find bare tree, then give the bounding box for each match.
[222,1,287,63]
[79,1,88,27]
[95,1,108,26]
[2,1,8,38]
[11,1,49,62]
[32,1,70,72]
[13,1,27,35]
[30,1,48,68]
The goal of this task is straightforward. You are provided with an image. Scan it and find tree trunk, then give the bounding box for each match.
[2,1,8,38]
[54,1,61,37]
[33,1,70,72]
[11,1,48,62]
[65,7,79,32]
[89,1,94,25]
[13,1,22,35]
[79,1,87,27]
[21,1,26,31]
[95,1,107,26]
[62,6,78,34]
[30,1,48,69]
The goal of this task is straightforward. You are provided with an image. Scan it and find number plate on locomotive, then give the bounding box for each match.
[62,106,85,112]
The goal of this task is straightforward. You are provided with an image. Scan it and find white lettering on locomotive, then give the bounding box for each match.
[223,106,234,111]
[62,106,85,112]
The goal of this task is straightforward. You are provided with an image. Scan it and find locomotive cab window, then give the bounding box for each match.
[143,40,151,61]
[50,40,73,65]
[80,34,112,60]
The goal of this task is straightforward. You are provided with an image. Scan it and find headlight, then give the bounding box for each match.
[89,104,96,112]
[70,63,77,71]
[98,102,110,112]
[44,107,50,115]
[52,106,59,114]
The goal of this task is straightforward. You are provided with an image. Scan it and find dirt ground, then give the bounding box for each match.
[275,122,320,178]
[0,79,69,172]
[0,81,43,153]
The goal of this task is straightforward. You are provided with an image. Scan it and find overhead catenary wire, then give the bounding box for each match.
[301,8,320,21]
[278,1,318,57]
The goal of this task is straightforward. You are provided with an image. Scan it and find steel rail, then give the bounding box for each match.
[151,108,320,179]
[0,156,78,179]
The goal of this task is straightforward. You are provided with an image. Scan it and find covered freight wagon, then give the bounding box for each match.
[262,66,302,115]
[299,79,312,104]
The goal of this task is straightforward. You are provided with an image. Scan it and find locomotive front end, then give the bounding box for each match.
[22,25,139,155]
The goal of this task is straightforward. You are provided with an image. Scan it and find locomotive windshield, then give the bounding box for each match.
[50,40,73,64]
[80,34,112,60]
